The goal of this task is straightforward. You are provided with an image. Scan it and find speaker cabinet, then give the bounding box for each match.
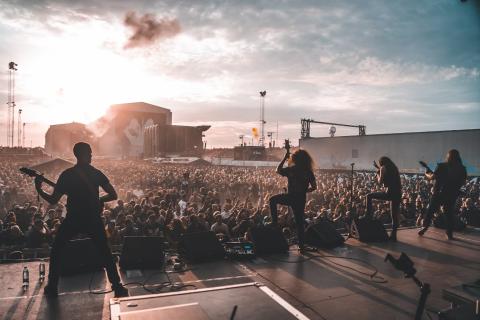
[250,226,289,254]
[119,236,165,270]
[351,218,388,242]
[59,238,104,276]
[306,220,345,248]
[180,232,225,262]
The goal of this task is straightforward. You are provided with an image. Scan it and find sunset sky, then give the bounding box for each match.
[0,0,479,147]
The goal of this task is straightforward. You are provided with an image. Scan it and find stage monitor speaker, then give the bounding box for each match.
[351,217,389,242]
[250,226,289,254]
[59,238,104,276]
[119,236,165,270]
[306,220,345,248]
[180,231,225,262]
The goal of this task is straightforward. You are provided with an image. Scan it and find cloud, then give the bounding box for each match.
[123,11,181,49]
[0,0,479,147]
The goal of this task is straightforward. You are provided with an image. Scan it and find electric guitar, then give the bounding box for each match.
[20,167,56,187]
[20,167,107,211]
[418,161,433,173]
[284,139,290,154]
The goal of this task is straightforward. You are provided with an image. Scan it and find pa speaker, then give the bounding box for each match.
[180,231,225,262]
[119,236,165,270]
[306,220,345,248]
[59,238,104,276]
[351,217,388,242]
[250,226,289,254]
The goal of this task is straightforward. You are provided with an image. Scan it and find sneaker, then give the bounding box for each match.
[418,227,428,236]
[113,285,129,298]
[44,284,58,298]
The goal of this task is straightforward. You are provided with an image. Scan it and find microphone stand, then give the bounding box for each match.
[346,163,355,239]
[411,276,431,320]
[350,163,355,212]
[385,253,430,320]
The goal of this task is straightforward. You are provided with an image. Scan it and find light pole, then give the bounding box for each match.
[259,90,266,147]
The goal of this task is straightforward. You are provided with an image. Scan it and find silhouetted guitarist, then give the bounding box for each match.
[418,149,467,240]
[366,156,402,241]
[35,142,128,298]
[269,142,316,254]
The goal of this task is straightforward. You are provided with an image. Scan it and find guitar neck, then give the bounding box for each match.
[419,162,432,173]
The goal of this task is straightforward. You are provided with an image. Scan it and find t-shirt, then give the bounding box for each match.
[55,164,109,218]
[433,162,467,199]
[278,166,315,194]
[178,200,187,215]
[381,166,402,198]
[211,222,229,235]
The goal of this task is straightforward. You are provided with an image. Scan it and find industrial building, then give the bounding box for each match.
[299,129,480,175]
[44,122,96,156]
[96,102,172,157]
[44,102,208,158]
[143,124,210,157]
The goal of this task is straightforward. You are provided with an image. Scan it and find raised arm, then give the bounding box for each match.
[377,166,386,185]
[276,152,290,175]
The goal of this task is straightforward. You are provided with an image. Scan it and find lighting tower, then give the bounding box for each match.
[267,131,274,147]
[17,109,22,146]
[259,90,266,147]
[239,134,244,146]
[7,61,18,147]
[22,122,26,148]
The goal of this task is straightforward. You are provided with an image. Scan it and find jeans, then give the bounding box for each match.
[269,193,306,248]
[422,194,456,235]
[48,216,121,288]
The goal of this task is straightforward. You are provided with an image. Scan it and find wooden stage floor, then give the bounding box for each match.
[1,227,479,320]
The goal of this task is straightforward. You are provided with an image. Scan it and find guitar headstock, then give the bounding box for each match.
[284,139,290,153]
[418,161,428,169]
[19,167,41,177]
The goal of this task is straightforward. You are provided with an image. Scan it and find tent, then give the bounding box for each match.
[30,158,74,174]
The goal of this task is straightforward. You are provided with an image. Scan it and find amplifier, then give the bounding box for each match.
[224,241,256,259]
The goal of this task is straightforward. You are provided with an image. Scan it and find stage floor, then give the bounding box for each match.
[1,227,479,320]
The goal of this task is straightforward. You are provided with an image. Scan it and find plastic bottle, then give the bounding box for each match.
[39,263,45,282]
[22,266,29,291]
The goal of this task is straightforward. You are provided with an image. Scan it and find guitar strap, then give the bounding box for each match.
[74,166,102,216]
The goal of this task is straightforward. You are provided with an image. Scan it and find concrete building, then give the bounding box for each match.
[96,102,172,157]
[44,122,96,156]
[144,124,210,157]
[299,129,480,175]
[45,102,209,158]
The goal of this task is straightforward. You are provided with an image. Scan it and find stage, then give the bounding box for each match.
[1,227,479,320]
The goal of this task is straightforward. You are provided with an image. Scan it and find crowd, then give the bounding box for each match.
[0,158,479,253]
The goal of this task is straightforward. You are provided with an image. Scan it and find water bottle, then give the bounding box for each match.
[22,266,29,291]
[39,263,45,282]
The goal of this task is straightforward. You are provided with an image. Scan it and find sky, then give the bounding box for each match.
[0,0,479,148]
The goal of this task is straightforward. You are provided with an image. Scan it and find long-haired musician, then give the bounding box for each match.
[418,149,467,239]
[366,156,402,241]
[269,149,317,253]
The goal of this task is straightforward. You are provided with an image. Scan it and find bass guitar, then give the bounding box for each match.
[418,161,433,173]
[20,167,56,187]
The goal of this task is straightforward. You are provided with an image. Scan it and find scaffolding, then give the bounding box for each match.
[300,118,366,139]
[259,91,266,146]
[7,62,18,146]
